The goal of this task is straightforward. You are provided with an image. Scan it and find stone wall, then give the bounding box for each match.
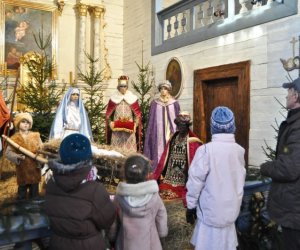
[123,1,300,166]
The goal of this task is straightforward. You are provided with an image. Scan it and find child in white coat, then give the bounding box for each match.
[186,106,246,250]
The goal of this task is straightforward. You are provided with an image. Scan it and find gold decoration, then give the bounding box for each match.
[56,0,65,16]
[90,6,105,18]
[77,3,88,17]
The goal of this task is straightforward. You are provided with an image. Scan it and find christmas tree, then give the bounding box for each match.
[77,52,106,143]
[131,45,155,150]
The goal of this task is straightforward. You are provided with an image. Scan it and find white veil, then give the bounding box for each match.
[49,87,93,141]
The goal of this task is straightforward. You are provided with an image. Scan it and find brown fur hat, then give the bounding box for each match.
[14,112,33,129]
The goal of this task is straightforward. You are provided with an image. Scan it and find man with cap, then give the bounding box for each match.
[45,133,116,250]
[260,77,300,249]
[105,75,142,153]
[152,111,202,206]
[144,80,180,171]
[186,106,246,250]
[5,112,43,200]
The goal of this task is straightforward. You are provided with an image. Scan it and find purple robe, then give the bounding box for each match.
[144,98,180,170]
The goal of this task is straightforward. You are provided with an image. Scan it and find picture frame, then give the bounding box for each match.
[0,0,58,76]
[165,57,183,99]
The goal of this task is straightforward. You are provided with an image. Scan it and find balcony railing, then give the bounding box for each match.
[151,0,298,55]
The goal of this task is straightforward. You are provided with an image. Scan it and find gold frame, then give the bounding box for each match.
[165,57,183,99]
[0,0,58,76]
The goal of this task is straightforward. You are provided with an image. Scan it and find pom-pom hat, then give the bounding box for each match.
[59,133,92,165]
[14,112,33,129]
[211,106,236,134]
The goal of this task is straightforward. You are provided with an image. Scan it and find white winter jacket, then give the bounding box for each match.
[186,133,246,227]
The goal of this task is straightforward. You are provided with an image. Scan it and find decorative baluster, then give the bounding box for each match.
[174,14,179,36]
[197,3,205,27]
[239,0,249,14]
[167,17,171,39]
[207,0,214,24]
[181,11,186,34]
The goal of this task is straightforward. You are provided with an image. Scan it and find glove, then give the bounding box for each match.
[186,208,197,225]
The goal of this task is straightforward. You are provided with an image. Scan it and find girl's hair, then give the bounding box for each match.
[124,154,151,184]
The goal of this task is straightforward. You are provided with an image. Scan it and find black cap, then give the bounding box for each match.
[282,77,300,92]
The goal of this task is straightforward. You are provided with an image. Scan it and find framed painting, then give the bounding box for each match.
[0,0,57,75]
[165,57,183,98]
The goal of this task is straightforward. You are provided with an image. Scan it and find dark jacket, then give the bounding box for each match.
[260,107,300,230]
[45,160,116,250]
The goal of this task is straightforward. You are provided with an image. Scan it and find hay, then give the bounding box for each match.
[43,139,126,162]
[162,199,194,250]
[0,156,46,205]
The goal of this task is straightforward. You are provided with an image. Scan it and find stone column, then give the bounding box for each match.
[91,6,105,73]
[76,3,88,74]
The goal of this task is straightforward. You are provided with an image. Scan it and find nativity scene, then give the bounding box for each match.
[0,0,300,249]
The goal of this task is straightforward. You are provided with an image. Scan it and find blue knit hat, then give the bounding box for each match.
[59,133,92,164]
[211,106,236,135]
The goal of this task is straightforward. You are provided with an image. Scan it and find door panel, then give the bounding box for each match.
[194,61,250,165]
[203,77,238,143]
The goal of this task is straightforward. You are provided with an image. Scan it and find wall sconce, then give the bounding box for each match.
[57,0,65,16]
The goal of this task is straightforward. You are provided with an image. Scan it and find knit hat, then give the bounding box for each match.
[14,112,33,129]
[174,111,192,125]
[158,80,172,91]
[59,133,92,164]
[211,106,236,134]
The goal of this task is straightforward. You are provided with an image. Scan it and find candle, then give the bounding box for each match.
[69,71,73,85]
[52,69,57,80]
[4,62,7,76]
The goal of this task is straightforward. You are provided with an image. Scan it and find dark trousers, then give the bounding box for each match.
[18,183,39,200]
[282,227,300,250]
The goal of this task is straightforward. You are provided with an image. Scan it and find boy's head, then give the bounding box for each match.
[14,112,33,130]
[124,154,151,184]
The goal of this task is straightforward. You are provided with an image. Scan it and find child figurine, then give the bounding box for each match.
[45,133,116,250]
[5,113,43,200]
[109,154,168,250]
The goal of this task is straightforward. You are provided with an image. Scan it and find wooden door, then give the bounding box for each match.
[194,61,250,164]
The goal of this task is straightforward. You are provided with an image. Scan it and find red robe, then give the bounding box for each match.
[151,130,202,206]
[0,91,11,148]
[105,98,142,152]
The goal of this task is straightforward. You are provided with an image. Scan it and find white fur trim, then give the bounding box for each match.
[110,90,138,105]
[116,180,159,196]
